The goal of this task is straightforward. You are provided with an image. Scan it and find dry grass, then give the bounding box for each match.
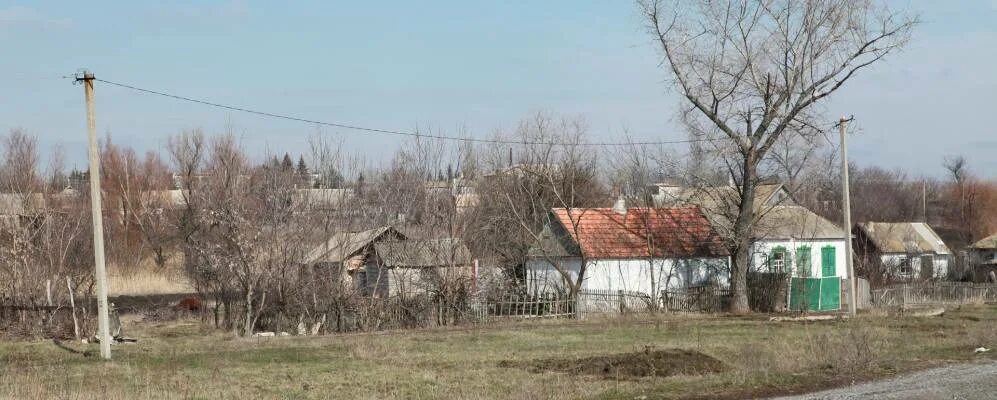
[0,306,995,400]
[107,256,193,297]
[108,268,192,296]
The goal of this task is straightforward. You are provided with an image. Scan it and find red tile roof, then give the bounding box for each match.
[550,207,728,258]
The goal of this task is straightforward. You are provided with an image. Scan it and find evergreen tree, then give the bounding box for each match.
[296,155,308,175]
[281,153,294,171]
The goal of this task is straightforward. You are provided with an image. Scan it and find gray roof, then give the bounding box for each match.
[754,205,846,240]
[304,226,399,264]
[855,222,951,255]
[970,233,997,250]
[374,238,472,268]
[295,189,355,209]
[527,224,580,258]
[652,183,791,213]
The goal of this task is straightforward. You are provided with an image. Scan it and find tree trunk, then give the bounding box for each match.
[729,158,758,314]
[243,285,254,337]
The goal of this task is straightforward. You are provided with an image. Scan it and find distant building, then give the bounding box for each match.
[968,233,997,283]
[304,226,406,294]
[853,222,952,281]
[365,238,475,298]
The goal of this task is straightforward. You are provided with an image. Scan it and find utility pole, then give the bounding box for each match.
[839,116,857,317]
[78,70,112,359]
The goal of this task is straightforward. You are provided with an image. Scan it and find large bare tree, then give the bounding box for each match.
[640,0,916,312]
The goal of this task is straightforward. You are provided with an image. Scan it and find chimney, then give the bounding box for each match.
[612,195,627,215]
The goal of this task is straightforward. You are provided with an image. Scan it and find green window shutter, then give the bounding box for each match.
[796,246,812,277]
[821,246,836,277]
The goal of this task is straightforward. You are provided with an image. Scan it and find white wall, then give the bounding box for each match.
[880,253,949,280]
[526,257,728,297]
[749,239,849,279]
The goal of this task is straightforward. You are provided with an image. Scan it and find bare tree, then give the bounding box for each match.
[639,0,916,312]
[473,114,607,313]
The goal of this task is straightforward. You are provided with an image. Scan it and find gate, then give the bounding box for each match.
[789,277,841,311]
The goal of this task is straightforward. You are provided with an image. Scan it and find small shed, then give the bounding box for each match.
[363,238,474,298]
[969,233,997,283]
[303,226,405,291]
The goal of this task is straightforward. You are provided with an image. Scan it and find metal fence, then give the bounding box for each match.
[871,282,997,307]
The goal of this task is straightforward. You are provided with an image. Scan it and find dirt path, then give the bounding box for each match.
[772,360,997,400]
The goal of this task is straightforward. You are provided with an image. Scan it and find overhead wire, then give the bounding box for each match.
[91,77,731,148]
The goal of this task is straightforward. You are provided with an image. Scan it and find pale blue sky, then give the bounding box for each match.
[2,1,995,177]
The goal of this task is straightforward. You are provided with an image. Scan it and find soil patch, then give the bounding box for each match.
[501,348,725,380]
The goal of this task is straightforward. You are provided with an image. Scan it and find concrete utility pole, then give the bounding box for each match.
[839,116,857,317]
[79,71,112,359]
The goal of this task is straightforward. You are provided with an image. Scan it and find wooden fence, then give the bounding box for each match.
[663,286,732,312]
[576,290,657,313]
[871,282,997,307]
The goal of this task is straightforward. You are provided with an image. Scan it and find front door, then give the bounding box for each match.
[920,255,934,279]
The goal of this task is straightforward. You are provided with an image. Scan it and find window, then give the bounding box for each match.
[796,246,812,277]
[898,257,912,276]
[770,247,789,273]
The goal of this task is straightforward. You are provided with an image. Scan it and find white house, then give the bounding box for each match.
[750,205,849,280]
[853,222,952,280]
[650,183,848,311]
[525,204,729,298]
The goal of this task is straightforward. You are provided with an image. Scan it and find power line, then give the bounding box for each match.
[91,77,727,147]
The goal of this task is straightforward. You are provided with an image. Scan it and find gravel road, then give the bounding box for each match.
[772,360,997,400]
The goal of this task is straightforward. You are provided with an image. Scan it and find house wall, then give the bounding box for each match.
[525,257,729,297]
[879,253,950,280]
[750,239,848,279]
[363,264,473,298]
[970,249,997,265]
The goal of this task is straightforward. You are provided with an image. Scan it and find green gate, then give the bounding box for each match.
[789,277,841,311]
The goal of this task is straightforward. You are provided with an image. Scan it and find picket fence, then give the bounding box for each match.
[871,282,997,307]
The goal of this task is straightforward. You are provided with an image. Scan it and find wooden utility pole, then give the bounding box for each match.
[839,116,857,317]
[79,71,112,359]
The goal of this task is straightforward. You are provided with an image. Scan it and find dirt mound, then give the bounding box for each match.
[501,348,725,380]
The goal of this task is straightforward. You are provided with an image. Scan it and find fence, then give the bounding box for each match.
[576,290,657,313]
[663,286,732,312]
[0,302,84,338]
[871,282,997,307]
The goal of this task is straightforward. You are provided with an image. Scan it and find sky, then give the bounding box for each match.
[1,0,995,178]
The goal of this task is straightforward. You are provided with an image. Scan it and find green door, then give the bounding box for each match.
[821,246,836,277]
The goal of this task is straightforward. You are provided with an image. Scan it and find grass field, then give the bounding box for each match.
[1,306,995,400]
